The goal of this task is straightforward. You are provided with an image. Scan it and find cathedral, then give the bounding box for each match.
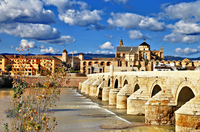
[80,38,165,74]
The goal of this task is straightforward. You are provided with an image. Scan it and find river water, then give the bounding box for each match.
[0,88,175,132]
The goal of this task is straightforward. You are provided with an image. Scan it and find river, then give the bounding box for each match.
[0,88,175,132]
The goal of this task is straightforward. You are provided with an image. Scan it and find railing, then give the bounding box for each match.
[87,71,200,79]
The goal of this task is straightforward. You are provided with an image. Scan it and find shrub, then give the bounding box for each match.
[5,65,12,72]
[5,46,69,132]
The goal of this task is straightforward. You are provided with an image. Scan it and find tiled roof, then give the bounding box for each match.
[0,55,6,59]
[3,54,61,60]
[117,46,138,52]
[62,49,68,53]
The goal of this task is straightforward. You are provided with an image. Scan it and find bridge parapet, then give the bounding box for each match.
[88,71,200,80]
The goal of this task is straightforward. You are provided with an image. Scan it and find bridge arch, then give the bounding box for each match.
[133,83,140,93]
[123,79,128,87]
[151,84,162,97]
[108,78,110,87]
[176,86,195,108]
[149,80,163,98]
[175,80,197,106]
[114,78,119,88]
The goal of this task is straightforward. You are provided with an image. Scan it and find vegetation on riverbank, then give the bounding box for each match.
[5,46,69,132]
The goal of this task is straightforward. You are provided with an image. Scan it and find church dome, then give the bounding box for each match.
[139,42,150,46]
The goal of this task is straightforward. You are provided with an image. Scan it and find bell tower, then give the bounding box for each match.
[79,51,84,60]
[62,48,68,62]
[119,37,123,47]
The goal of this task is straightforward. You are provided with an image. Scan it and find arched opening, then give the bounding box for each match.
[151,85,162,97]
[108,79,110,87]
[94,61,99,65]
[100,69,103,73]
[88,62,93,66]
[107,62,111,66]
[134,84,140,92]
[177,86,195,108]
[114,79,118,88]
[88,68,91,74]
[123,79,128,86]
[100,62,105,66]
[83,62,86,65]
[103,78,105,81]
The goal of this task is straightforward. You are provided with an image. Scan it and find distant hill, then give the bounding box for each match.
[164,56,200,61]
[1,53,199,61]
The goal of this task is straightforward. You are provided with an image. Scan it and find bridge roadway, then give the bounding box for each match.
[79,65,200,132]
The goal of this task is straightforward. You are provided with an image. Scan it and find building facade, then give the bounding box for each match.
[0,54,62,76]
[80,38,199,74]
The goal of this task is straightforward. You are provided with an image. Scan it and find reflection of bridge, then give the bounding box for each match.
[79,65,200,132]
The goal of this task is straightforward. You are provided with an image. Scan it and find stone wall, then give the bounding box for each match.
[24,76,87,88]
[86,68,200,130]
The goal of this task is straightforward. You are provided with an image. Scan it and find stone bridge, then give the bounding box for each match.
[79,65,200,132]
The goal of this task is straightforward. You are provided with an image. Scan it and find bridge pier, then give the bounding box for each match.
[145,89,176,125]
[96,81,107,99]
[85,78,95,95]
[127,89,149,115]
[175,95,200,132]
[89,79,101,96]
[78,81,83,90]
[109,89,120,105]
[116,84,132,109]
[81,78,92,93]
[102,87,112,101]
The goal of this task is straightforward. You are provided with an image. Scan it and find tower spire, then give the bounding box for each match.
[119,36,123,47]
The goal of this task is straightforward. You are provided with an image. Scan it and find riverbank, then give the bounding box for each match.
[75,88,175,132]
[0,88,175,132]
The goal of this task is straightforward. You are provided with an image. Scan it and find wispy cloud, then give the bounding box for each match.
[103,0,128,4]
[105,34,114,39]
[128,30,151,40]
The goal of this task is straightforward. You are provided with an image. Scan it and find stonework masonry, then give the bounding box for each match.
[79,65,200,132]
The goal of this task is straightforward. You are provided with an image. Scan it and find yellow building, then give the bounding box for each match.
[0,54,62,76]
[0,48,82,76]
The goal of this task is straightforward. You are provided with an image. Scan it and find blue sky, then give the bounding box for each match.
[0,0,200,58]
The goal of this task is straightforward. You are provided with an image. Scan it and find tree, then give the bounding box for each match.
[5,65,12,72]
[145,59,149,65]
[137,64,141,69]
[5,46,68,131]
[156,61,159,66]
